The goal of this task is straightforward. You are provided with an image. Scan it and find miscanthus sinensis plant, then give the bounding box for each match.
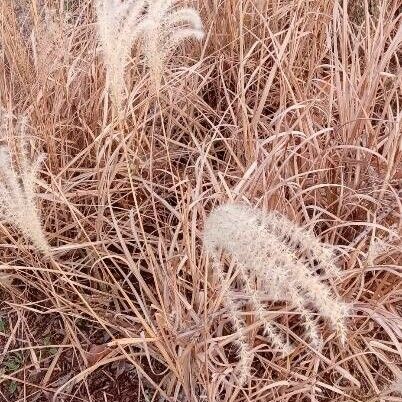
[204,203,349,383]
[0,113,49,255]
[95,0,204,109]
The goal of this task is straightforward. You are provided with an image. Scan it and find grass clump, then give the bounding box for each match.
[0,0,401,400]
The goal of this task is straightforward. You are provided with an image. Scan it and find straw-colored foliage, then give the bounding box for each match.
[0,0,400,400]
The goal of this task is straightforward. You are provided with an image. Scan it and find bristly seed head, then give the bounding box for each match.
[95,0,204,111]
[204,202,349,379]
[0,112,50,255]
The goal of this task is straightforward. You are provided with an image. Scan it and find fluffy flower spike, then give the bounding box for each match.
[95,0,147,109]
[0,115,50,255]
[139,0,204,89]
[204,203,349,379]
[95,0,204,109]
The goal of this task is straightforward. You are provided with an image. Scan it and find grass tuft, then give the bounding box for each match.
[0,0,400,400]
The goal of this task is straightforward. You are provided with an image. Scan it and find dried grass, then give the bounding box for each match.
[0,0,401,401]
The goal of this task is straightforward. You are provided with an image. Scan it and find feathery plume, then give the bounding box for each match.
[95,0,204,109]
[263,211,342,278]
[236,261,291,354]
[95,0,147,109]
[0,114,49,254]
[389,373,402,394]
[204,203,349,366]
[139,0,204,89]
[210,258,253,384]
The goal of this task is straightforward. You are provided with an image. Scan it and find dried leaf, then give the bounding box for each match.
[85,344,112,367]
